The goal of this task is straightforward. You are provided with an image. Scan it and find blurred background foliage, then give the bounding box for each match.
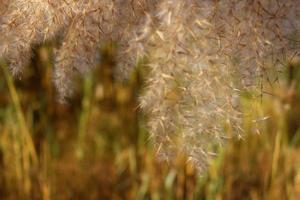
[0,43,300,200]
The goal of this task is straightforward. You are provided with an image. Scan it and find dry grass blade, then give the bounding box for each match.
[0,60,38,164]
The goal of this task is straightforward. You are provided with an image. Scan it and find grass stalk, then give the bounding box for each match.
[0,61,38,165]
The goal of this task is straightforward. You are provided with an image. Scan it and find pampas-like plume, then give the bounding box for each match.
[138,0,300,172]
[0,0,300,172]
[0,0,156,100]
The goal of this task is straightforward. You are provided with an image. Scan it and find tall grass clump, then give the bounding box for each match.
[0,0,300,173]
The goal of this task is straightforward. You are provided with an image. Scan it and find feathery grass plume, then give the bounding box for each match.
[54,0,160,101]
[0,0,157,101]
[138,0,300,172]
[0,0,300,173]
[138,0,237,173]
[0,0,72,76]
